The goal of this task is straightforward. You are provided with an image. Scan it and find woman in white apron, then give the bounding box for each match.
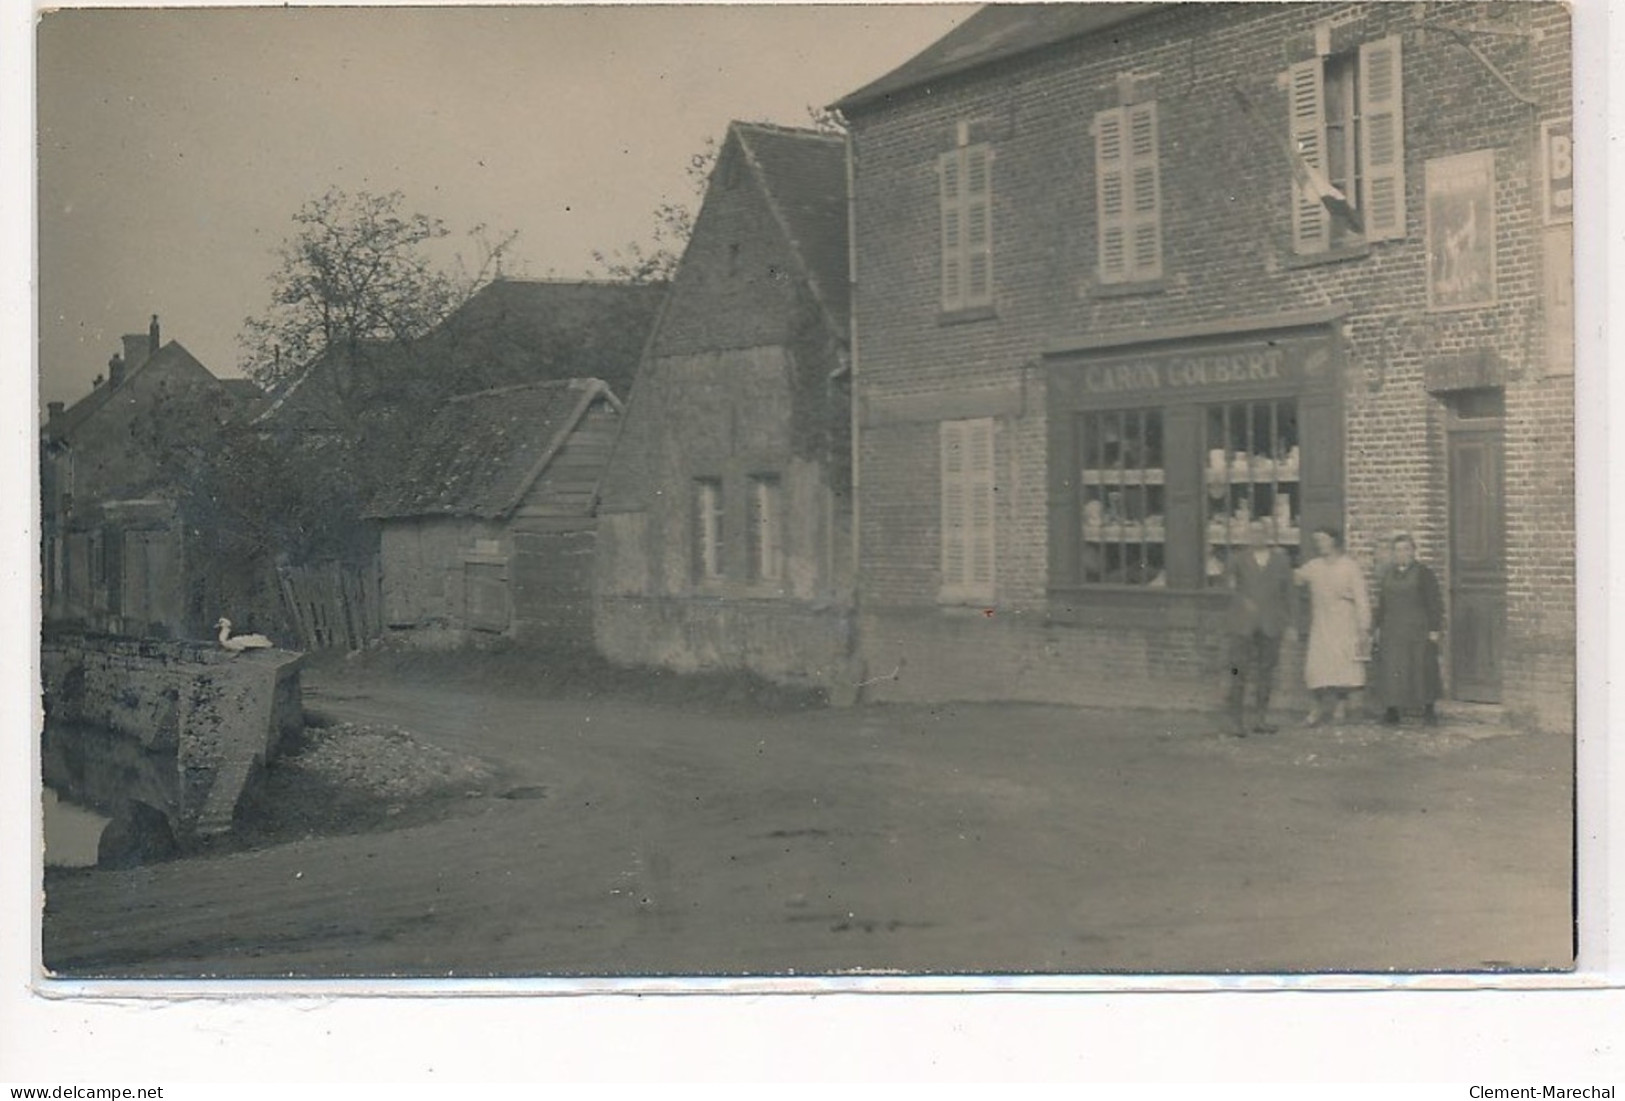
[1294,526,1372,725]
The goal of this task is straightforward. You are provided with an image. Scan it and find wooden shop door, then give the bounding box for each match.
[1446,394,1506,703]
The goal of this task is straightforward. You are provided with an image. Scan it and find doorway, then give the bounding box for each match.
[1444,390,1505,703]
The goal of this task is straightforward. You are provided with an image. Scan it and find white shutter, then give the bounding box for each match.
[940,418,996,603]
[1359,34,1406,241]
[940,421,968,589]
[1095,107,1128,282]
[965,145,993,304]
[1127,101,1162,279]
[966,418,996,592]
[1288,58,1330,254]
[939,151,963,308]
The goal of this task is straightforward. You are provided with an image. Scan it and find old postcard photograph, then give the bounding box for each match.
[29,0,1586,993]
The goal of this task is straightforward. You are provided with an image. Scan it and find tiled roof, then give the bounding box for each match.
[424,279,667,397]
[256,282,664,432]
[365,378,618,520]
[734,123,850,332]
[835,3,1163,112]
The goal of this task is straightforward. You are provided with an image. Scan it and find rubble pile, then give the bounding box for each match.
[286,722,494,802]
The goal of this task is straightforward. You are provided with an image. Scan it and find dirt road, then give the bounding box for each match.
[42,673,1573,977]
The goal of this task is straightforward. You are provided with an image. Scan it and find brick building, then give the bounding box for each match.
[41,318,264,639]
[836,2,1573,730]
[593,122,855,686]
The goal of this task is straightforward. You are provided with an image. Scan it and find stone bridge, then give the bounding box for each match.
[41,633,305,854]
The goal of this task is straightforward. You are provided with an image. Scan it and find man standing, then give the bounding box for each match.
[1224,518,1296,735]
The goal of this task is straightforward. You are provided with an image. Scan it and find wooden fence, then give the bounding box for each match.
[277,559,383,651]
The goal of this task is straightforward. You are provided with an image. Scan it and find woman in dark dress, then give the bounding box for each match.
[1372,532,1445,725]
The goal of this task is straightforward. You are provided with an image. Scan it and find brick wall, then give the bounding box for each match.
[846,2,1573,728]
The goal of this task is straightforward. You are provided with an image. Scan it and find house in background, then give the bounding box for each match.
[836,2,1573,730]
[366,378,623,646]
[593,121,854,688]
[41,317,263,639]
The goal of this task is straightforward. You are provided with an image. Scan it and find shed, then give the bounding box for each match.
[367,378,622,645]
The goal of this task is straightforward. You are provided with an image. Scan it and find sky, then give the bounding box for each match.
[34,2,973,407]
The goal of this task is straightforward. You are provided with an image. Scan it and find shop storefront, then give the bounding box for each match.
[1044,308,1346,629]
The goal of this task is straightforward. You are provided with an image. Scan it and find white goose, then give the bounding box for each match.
[215,617,274,653]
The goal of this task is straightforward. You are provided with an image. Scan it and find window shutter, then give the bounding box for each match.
[1127,102,1162,279]
[966,418,996,591]
[1095,108,1128,283]
[940,421,968,588]
[1359,34,1406,241]
[939,151,962,308]
[1297,386,1344,553]
[965,145,993,304]
[1288,58,1330,254]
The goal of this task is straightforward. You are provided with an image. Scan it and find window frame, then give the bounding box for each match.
[1289,34,1406,255]
[1094,100,1163,284]
[939,417,997,606]
[938,141,995,312]
[746,473,784,584]
[1075,408,1167,587]
[693,476,725,584]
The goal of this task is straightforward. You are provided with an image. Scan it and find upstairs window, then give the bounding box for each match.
[1094,101,1162,283]
[1289,34,1406,254]
[938,141,993,311]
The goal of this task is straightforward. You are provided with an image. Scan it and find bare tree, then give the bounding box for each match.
[592,140,717,284]
[239,188,515,389]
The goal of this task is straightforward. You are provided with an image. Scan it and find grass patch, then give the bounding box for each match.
[316,639,830,714]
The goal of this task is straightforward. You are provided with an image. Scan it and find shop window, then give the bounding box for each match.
[747,474,783,582]
[940,418,996,604]
[693,477,724,582]
[1094,101,1162,283]
[1202,399,1301,585]
[1289,34,1405,253]
[938,141,994,311]
[1077,409,1166,586]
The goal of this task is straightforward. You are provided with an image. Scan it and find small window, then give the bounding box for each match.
[1094,101,1162,283]
[1077,409,1165,585]
[1202,400,1301,585]
[693,477,724,582]
[940,418,996,603]
[938,141,994,310]
[1289,35,1406,254]
[747,475,782,582]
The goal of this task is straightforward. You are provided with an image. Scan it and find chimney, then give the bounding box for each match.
[149,314,161,355]
[120,334,148,377]
[47,401,64,422]
[107,353,126,387]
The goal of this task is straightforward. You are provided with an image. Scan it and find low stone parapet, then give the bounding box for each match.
[41,633,305,847]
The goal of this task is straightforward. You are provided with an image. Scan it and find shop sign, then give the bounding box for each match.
[1067,340,1333,398]
[1426,150,1497,310]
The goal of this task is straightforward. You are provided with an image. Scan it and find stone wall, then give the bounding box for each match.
[40,634,304,842]
[594,593,853,688]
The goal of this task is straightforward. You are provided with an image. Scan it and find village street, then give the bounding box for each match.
[42,669,1573,979]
